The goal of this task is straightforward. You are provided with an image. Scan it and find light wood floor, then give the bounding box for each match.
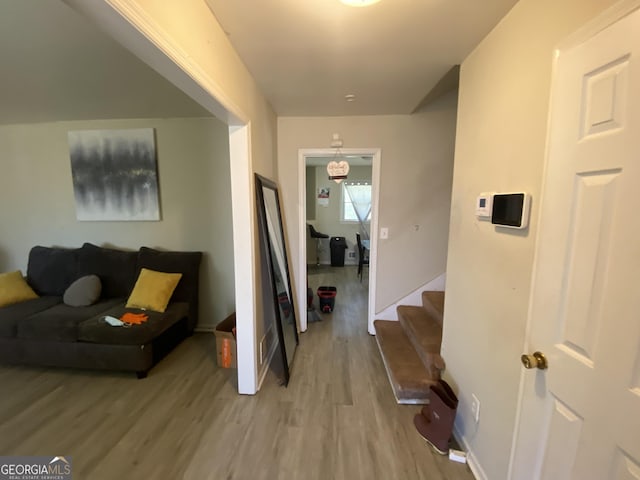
[0,266,474,480]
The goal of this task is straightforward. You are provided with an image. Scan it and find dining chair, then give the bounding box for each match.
[356,233,369,282]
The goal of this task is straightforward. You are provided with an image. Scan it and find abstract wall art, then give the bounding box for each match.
[68,128,160,221]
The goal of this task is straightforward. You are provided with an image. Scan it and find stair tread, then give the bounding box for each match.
[422,291,444,326]
[374,319,437,404]
[397,305,443,359]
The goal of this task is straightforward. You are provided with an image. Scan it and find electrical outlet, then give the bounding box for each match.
[348,251,356,258]
[471,394,480,423]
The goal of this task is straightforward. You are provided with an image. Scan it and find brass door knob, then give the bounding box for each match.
[521,351,548,370]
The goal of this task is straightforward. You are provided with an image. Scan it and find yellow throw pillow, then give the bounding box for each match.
[0,270,39,308]
[126,268,182,313]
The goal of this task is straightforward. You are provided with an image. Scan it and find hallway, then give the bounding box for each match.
[0,265,473,479]
[285,264,472,479]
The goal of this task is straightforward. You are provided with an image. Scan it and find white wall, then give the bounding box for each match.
[443,0,620,478]
[278,92,458,313]
[0,117,234,331]
[123,0,278,174]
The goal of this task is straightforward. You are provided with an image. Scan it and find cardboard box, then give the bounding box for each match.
[215,312,237,368]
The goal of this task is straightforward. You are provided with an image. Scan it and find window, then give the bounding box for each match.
[342,182,372,222]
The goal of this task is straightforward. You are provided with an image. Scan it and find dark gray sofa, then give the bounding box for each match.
[0,243,202,378]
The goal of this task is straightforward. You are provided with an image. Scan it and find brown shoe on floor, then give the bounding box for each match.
[413,380,458,455]
[435,379,458,408]
[413,412,448,455]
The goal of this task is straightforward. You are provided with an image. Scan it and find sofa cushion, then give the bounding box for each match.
[16,298,123,342]
[0,271,39,308]
[27,246,79,296]
[137,247,202,327]
[126,268,182,313]
[0,296,61,338]
[63,275,101,307]
[77,243,138,299]
[78,302,189,345]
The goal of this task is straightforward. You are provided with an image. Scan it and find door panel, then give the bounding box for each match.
[539,399,583,480]
[512,6,640,479]
[560,170,619,363]
[580,55,628,138]
[612,449,640,480]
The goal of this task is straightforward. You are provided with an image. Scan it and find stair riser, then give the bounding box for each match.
[422,291,444,327]
[397,306,442,373]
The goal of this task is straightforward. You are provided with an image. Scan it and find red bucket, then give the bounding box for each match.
[317,286,337,313]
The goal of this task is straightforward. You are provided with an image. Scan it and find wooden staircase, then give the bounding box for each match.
[374,291,445,404]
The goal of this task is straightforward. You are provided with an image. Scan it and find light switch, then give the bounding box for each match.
[380,227,389,239]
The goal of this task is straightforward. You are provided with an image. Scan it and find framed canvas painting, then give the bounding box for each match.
[68,128,160,221]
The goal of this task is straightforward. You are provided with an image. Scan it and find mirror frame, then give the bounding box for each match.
[255,174,299,385]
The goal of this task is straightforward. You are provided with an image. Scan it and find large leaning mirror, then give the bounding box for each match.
[255,174,299,386]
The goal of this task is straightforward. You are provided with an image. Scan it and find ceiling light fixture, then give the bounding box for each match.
[328,134,349,183]
[340,0,382,7]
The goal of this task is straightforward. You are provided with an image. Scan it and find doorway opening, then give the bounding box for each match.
[69,1,260,394]
[297,148,381,334]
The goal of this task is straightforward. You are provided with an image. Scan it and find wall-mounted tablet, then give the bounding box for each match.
[491,193,531,229]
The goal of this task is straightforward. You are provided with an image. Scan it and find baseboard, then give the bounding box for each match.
[453,427,486,480]
[194,326,215,333]
[375,273,446,320]
[308,261,359,267]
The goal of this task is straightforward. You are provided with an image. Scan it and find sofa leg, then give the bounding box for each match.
[136,370,148,379]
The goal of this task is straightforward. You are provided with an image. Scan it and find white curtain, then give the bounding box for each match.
[344,182,371,240]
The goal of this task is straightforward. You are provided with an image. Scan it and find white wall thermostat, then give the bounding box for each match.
[476,193,494,218]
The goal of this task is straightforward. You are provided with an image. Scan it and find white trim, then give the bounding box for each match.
[229,125,258,395]
[66,0,247,126]
[297,154,307,331]
[508,22,562,480]
[368,150,381,334]
[297,148,381,334]
[375,273,446,321]
[508,0,640,476]
[194,327,216,333]
[556,0,640,51]
[453,427,484,480]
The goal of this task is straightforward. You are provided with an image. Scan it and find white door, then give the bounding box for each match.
[511,6,640,480]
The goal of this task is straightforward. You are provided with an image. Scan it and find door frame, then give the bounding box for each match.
[297,148,381,334]
[508,0,640,476]
[69,0,260,394]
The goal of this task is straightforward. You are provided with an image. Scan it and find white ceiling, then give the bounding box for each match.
[205,0,519,116]
[0,0,211,125]
[1,0,520,124]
